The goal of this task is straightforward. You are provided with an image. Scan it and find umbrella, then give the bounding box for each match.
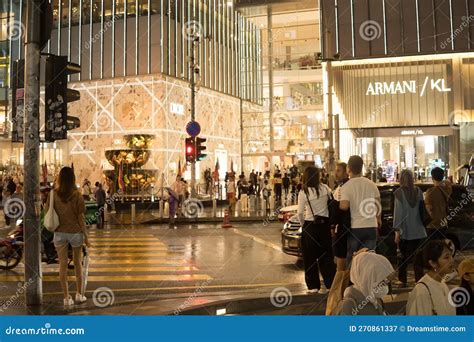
[81,246,90,295]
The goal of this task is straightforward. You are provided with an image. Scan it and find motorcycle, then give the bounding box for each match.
[0,220,86,271]
[0,221,24,270]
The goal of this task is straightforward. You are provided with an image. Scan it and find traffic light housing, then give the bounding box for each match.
[195,137,207,161]
[11,59,25,143]
[185,137,195,163]
[44,55,81,142]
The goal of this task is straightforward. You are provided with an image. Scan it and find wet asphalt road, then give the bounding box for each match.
[0,221,305,311]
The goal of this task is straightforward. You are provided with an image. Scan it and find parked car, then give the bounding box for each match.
[281,183,474,262]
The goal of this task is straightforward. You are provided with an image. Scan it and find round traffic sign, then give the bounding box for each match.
[186,121,201,137]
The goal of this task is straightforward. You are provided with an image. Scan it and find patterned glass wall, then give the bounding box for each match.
[8,0,262,103]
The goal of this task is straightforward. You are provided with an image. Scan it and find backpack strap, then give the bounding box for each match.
[417,281,438,315]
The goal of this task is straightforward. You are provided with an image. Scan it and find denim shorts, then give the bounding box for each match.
[53,232,84,248]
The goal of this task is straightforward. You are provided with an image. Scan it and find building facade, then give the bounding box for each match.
[321,0,473,180]
[1,0,262,191]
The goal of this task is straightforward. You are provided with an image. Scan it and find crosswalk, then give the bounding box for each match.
[0,231,212,283]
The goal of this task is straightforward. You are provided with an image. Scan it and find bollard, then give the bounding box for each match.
[269,195,275,211]
[159,199,164,218]
[222,209,232,228]
[212,198,217,217]
[131,203,136,224]
[164,201,169,217]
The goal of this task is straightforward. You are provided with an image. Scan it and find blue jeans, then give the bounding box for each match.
[346,228,377,264]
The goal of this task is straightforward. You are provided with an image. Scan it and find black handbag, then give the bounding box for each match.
[418,187,431,227]
[303,187,332,225]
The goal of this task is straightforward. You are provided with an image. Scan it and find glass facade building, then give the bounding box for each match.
[0,0,263,191]
[7,0,262,103]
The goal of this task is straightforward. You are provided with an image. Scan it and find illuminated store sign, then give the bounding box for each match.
[366,78,451,96]
[401,129,424,136]
[170,103,184,115]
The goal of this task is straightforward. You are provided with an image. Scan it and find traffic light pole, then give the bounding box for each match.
[190,38,197,198]
[24,0,43,305]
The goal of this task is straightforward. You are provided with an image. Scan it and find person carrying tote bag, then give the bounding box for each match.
[44,189,60,232]
[45,167,90,306]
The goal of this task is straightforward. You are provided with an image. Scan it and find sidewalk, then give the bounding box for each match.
[0,283,412,316]
[106,205,285,226]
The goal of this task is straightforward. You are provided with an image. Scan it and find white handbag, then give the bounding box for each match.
[44,190,60,232]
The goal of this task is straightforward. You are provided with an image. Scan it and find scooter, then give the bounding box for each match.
[0,221,24,270]
[0,220,83,271]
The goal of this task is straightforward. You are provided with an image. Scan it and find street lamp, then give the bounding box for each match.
[188,23,201,198]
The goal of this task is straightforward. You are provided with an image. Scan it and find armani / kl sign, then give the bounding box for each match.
[366,77,451,96]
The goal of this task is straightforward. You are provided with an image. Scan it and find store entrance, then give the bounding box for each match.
[355,135,450,182]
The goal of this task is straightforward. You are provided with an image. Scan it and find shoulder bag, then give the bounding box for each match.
[44,190,60,232]
[418,189,432,227]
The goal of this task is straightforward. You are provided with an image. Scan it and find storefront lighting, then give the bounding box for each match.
[216,308,226,315]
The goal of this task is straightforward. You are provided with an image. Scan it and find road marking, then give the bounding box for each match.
[90,238,158,241]
[4,266,200,273]
[0,283,303,299]
[231,228,283,253]
[0,274,212,282]
[92,259,188,265]
[89,252,183,257]
[91,242,166,246]
[89,247,170,251]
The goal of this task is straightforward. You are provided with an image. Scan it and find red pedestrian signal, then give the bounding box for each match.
[185,137,195,163]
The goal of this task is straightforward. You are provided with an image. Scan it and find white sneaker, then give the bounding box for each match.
[63,296,74,306]
[75,293,87,303]
[307,289,319,294]
[318,288,329,295]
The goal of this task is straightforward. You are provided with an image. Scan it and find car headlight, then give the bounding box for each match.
[283,222,290,230]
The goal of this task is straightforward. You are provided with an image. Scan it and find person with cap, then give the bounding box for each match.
[337,250,395,315]
[457,258,474,315]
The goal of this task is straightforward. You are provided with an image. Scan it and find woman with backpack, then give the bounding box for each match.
[406,240,456,315]
[393,169,427,287]
[46,167,90,306]
[297,166,336,294]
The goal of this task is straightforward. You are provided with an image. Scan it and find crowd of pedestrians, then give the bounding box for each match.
[293,154,472,316]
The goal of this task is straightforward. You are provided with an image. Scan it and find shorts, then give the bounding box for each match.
[53,232,84,248]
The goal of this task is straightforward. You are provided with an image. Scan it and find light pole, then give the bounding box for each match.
[23,0,42,306]
[188,25,201,198]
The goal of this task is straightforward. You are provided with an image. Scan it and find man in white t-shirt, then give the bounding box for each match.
[340,155,381,262]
